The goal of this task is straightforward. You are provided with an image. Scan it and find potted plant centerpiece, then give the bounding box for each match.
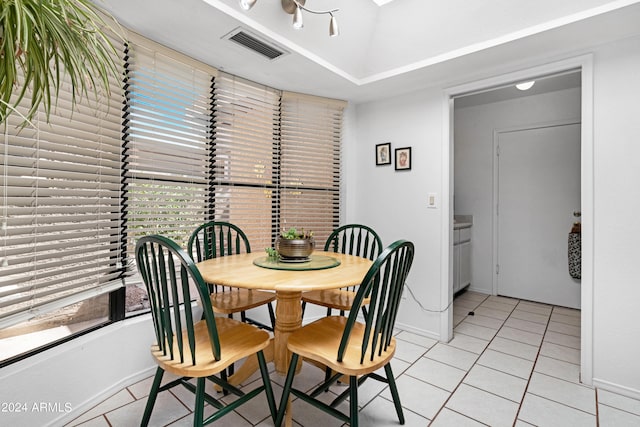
[275,227,315,261]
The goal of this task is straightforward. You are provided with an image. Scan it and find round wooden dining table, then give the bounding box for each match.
[196,250,372,377]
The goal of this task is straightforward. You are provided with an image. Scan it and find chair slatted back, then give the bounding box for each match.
[337,240,414,364]
[136,235,221,364]
[324,224,383,261]
[188,221,251,262]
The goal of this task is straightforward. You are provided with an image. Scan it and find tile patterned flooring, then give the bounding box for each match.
[66,291,640,426]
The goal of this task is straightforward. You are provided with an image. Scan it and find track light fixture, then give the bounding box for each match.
[329,13,339,37]
[293,4,304,29]
[238,0,339,37]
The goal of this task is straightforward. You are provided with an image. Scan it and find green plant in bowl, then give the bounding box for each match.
[276,228,315,259]
[280,227,313,240]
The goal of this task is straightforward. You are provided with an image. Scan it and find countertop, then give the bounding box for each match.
[454,214,473,230]
[454,222,472,230]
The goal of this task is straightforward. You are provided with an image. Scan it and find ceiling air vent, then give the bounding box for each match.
[223,28,288,60]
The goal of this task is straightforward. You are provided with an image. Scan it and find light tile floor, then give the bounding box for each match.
[66,291,640,426]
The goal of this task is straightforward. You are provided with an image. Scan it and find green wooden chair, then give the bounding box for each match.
[276,240,415,427]
[136,235,277,427]
[188,221,275,331]
[301,224,383,318]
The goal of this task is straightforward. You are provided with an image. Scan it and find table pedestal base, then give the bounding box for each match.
[223,289,304,386]
[274,290,302,374]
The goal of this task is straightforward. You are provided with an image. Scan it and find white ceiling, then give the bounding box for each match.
[97,0,640,104]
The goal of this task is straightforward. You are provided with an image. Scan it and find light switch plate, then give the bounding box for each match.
[427,193,437,208]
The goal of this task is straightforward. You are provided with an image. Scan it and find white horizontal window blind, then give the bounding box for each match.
[0,49,126,327]
[0,26,345,335]
[213,73,281,250]
[123,41,214,255]
[280,92,345,243]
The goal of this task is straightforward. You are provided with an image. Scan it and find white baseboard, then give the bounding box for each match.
[593,378,640,401]
[51,366,157,426]
[467,285,492,295]
[394,321,441,341]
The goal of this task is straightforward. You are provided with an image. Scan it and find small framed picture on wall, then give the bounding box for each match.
[376,142,391,166]
[395,147,411,171]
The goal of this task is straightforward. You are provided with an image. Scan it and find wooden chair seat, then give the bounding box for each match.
[210,289,276,315]
[300,289,370,313]
[288,316,394,377]
[153,317,270,378]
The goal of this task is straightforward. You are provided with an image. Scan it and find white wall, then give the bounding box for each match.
[345,88,446,339]
[454,88,582,295]
[346,35,640,397]
[591,36,640,396]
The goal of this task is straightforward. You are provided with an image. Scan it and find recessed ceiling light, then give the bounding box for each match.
[516,81,535,91]
[372,0,396,5]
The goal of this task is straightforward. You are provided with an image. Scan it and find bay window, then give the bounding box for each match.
[0,31,344,364]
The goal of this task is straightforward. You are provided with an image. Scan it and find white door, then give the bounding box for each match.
[496,123,581,308]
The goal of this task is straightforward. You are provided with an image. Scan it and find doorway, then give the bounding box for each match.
[443,56,594,385]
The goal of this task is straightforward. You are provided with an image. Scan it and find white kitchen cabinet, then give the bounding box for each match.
[453,225,472,293]
[453,238,460,293]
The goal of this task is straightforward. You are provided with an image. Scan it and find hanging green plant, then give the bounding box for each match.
[0,0,122,124]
